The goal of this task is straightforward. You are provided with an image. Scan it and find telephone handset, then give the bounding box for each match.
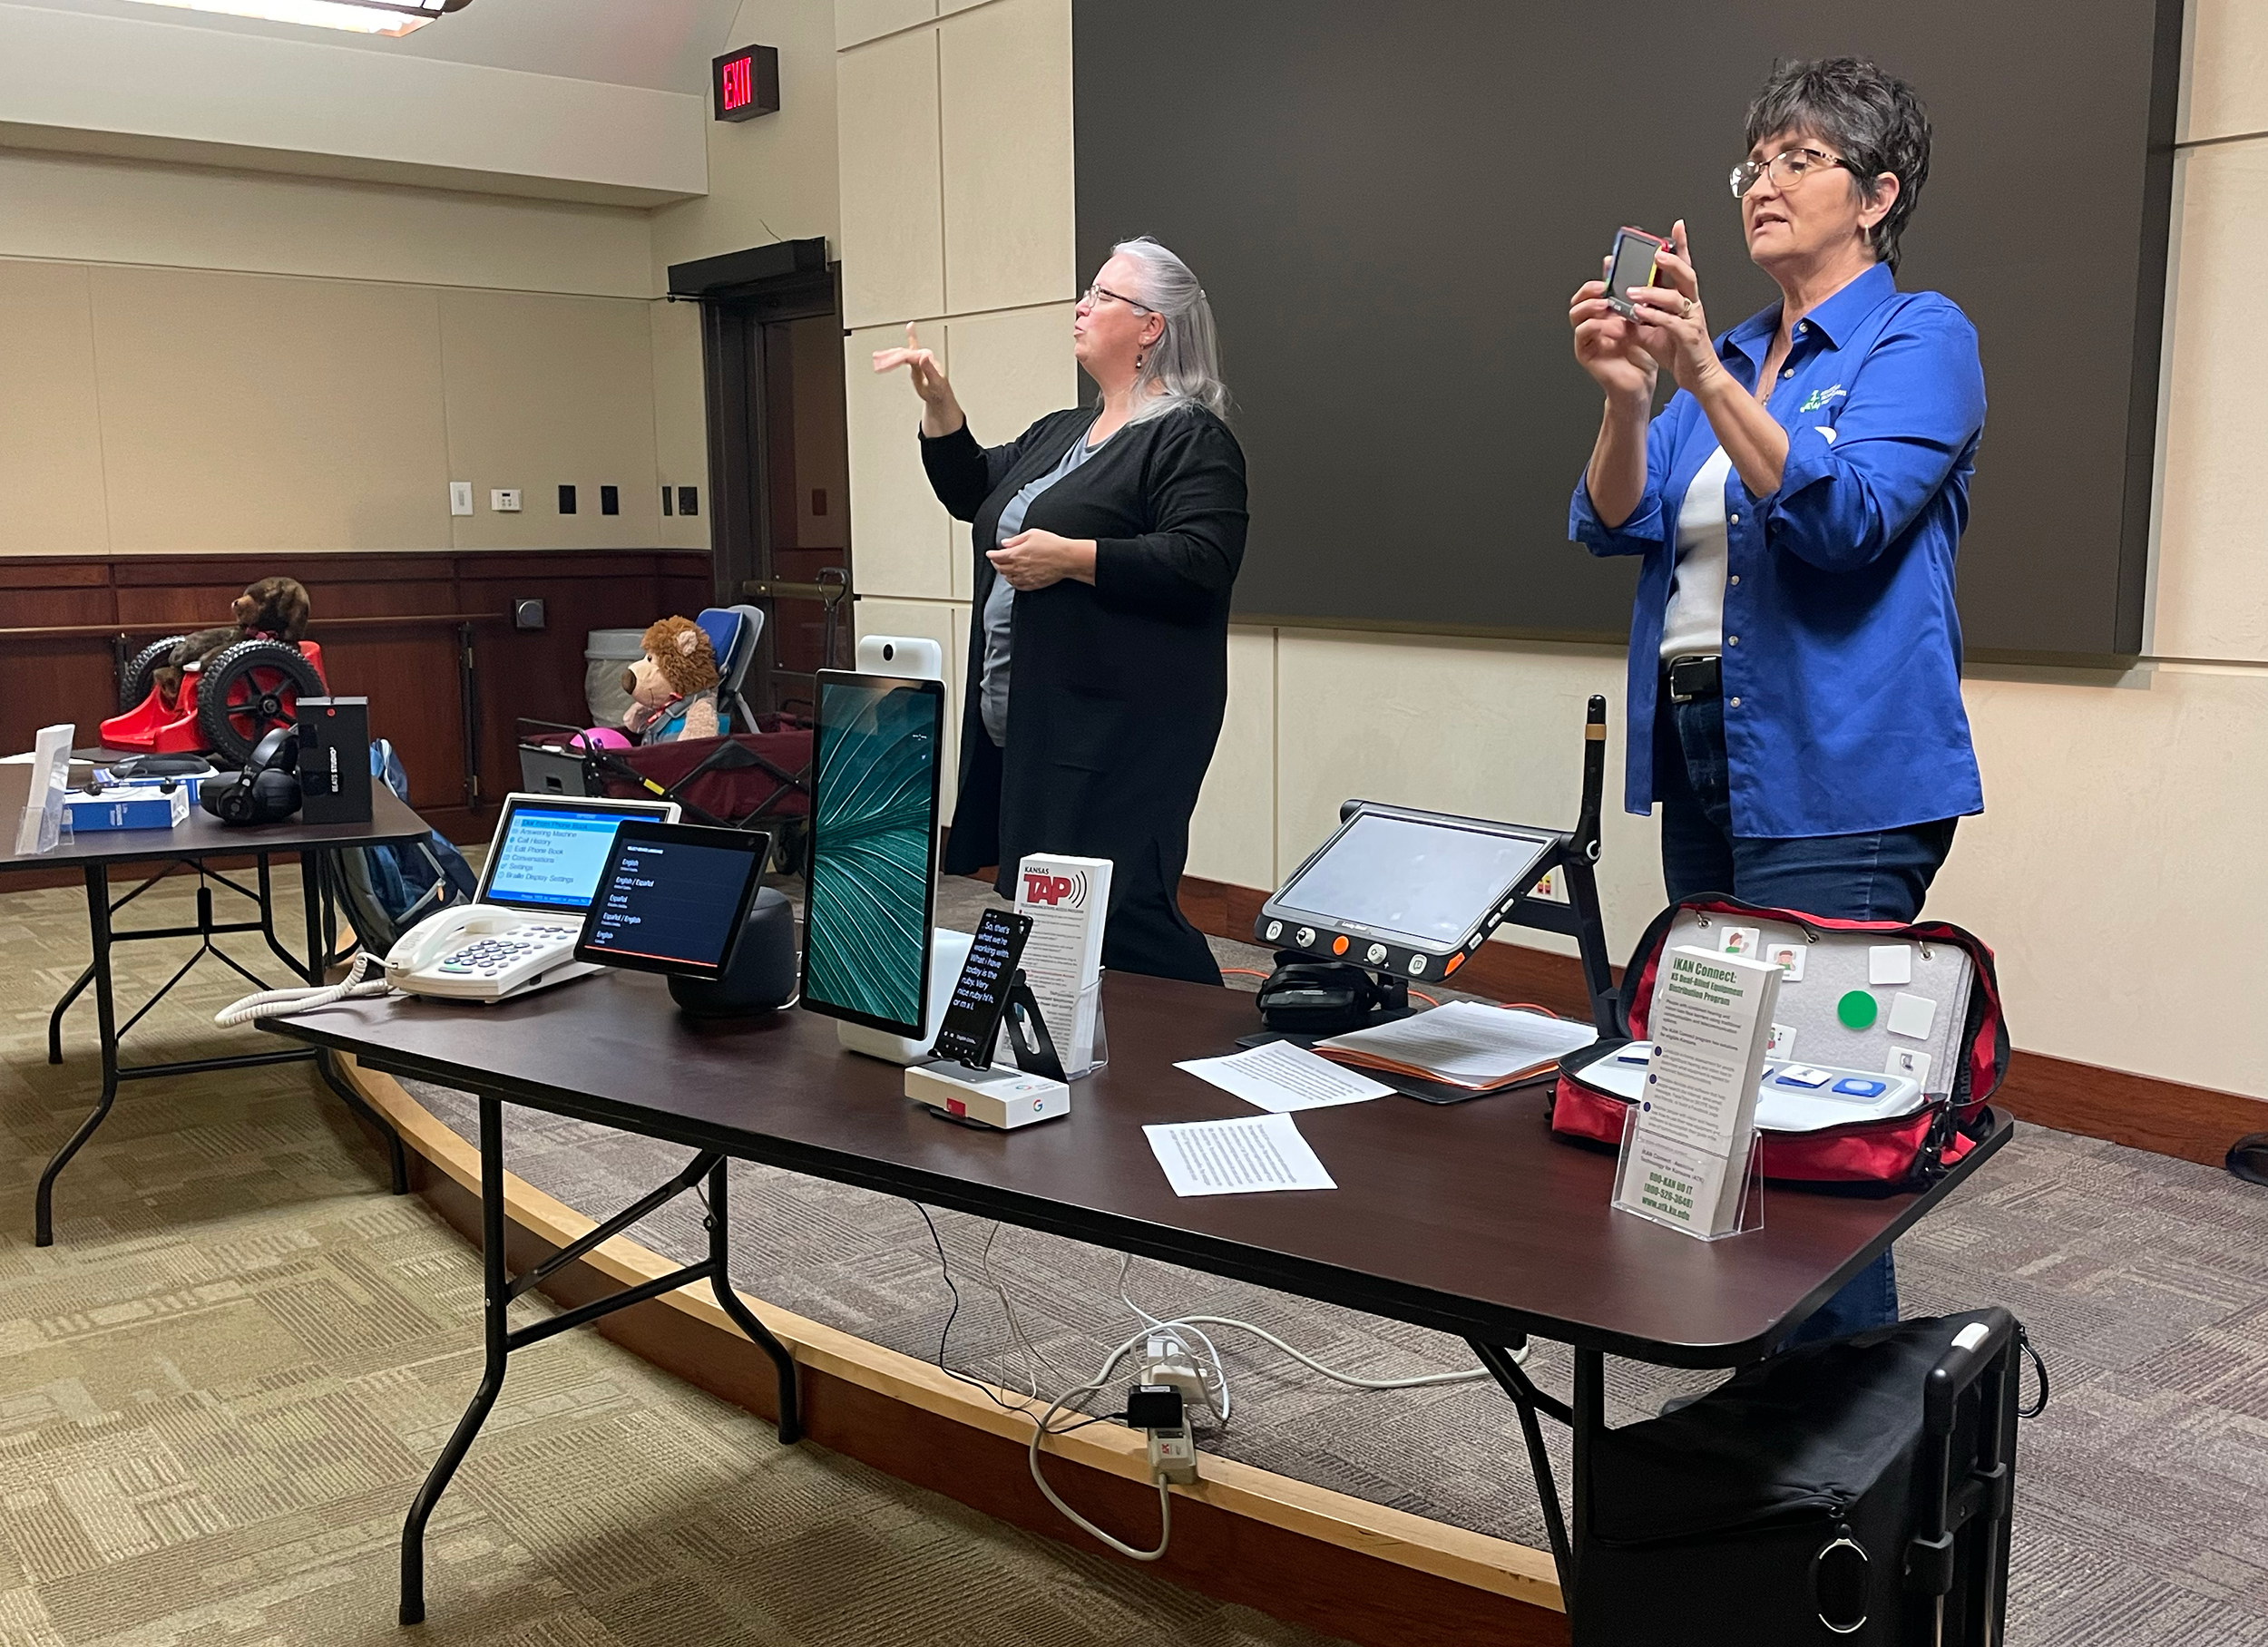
[384,906,588,1002]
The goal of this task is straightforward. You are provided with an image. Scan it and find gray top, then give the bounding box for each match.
[980,422,1108,747]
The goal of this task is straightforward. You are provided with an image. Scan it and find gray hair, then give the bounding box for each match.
[1110,236,1229,424]
[1745,58,1931,272]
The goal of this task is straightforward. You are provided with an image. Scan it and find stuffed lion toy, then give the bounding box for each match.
[621,616,721,743]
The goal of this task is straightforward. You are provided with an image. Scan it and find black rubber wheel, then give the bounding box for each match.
[195,638,323,765]
[121,635,189,711]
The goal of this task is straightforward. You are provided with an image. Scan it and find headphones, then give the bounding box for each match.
[200,726,303,826]
[1254,951,1408,1036]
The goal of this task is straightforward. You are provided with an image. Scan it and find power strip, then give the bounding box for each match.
[1140,1330,1207,1415]
[1146,1422,1197,1485]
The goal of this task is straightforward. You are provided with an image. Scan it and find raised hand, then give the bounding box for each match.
[1570,269,1657,404]
[1625,219,1721,396]
[871,323,965,436]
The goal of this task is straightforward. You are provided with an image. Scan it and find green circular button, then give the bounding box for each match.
[1837,989,1879,1030]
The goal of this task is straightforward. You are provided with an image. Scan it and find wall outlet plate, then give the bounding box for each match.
[449,482,474,517]
[491,489,523,512]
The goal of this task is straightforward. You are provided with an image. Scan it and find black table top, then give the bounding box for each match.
[261,968,2009,1365]
[0,788,433,872]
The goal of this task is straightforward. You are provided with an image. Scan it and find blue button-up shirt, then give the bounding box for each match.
[1569,261,1986,839]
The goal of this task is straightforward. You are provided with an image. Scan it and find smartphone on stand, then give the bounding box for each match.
[930,907,1035,1068]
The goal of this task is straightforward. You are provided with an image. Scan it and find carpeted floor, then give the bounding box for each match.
[8,862,2268,1644]
[0,863,1341,1647]
[401,872,2268,1647]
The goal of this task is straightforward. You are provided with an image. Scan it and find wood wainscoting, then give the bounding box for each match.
[1178,874,2266,1170]
[0,551,711,844]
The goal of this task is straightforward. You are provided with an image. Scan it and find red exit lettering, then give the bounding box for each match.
[722,55,751,112]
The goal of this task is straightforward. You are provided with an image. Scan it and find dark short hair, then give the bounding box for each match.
[1745,58,1931,271]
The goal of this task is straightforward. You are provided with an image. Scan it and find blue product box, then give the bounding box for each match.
[64,785,190,831]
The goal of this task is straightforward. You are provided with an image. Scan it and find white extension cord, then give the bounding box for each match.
[214,950,393,1027]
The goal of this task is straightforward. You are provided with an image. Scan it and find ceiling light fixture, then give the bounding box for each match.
[120,0,470,37]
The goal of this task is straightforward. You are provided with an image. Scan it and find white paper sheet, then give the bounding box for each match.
[1176,1041,1395,1113]
[1316,999,1598,1085]
[1143,1114,1337,1196]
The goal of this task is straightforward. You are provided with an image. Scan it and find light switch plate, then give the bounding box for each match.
[491,489,523,513]
[449,482,473,516]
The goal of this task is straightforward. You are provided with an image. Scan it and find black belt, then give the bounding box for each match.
[1665,654,1723,703]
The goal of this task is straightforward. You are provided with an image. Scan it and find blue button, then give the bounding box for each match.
[1833,1078,1888,1097]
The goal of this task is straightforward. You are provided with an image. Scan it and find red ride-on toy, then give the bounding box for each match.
[102,636,329,765]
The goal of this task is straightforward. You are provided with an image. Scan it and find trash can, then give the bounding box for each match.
[584,629,646,727]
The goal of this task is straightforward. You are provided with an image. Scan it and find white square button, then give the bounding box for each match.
[1887,991,1937,1039]
[1868,945,1913,986]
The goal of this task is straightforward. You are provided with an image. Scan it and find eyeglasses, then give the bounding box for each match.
[1730,145,1857,199]
[1080,283,1152,313]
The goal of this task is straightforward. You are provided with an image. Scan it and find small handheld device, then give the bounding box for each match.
[930,908,1034,1067]
[1604,226,1669,318]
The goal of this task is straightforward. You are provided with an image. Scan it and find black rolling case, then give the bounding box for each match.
[1572,1309,2034,1646]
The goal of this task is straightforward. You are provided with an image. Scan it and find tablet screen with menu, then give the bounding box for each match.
[797,670,946,1036]
[574,821,769,979]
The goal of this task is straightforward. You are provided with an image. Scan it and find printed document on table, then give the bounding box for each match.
[1144,1114,1337,1196]
[1176,1041,1395,1113]
[1317,999,1598,1086]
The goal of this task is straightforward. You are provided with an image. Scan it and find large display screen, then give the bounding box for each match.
[798,672,945,1036]
[482,802,648,912]
[1271,810,1552,949]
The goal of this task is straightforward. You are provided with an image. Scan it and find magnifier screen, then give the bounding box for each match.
[1274,813,1553,947]
[1608,232,1661,298]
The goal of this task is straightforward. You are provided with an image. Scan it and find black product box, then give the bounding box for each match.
[294,697,373,824]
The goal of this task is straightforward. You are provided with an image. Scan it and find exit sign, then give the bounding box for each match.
[713,44,779,122]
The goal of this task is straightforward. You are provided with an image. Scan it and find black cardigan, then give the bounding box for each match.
[919,403,1249,893]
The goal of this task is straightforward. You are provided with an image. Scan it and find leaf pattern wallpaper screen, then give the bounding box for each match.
[804,679,940,1028]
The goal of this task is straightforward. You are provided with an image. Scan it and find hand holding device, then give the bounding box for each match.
[871,322,966,438]
[1620,220,1719,395]
[1569,240,1659,403]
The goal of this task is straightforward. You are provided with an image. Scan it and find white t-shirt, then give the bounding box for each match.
[1658,445,1735,662]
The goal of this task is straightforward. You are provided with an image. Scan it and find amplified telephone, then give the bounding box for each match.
[386,793,677,1004]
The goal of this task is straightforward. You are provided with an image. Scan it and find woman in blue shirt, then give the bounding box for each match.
[1568,59,1985,1340]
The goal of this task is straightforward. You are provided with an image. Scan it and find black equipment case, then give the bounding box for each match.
[1572,1309,2032,1645]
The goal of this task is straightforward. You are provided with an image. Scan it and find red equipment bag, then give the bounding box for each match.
[1549,896,2011,1190]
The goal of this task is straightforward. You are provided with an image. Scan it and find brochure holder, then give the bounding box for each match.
[12,725,73,856]
[1612,1106,1765,1241]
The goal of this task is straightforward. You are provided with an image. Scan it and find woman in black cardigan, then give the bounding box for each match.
[872,237,1247,985]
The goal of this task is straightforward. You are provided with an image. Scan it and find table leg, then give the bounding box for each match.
[35,865,118,1248]
[46,963,94,1065]
[1470,1339,1606,1622]
[400,1092,509,1628]
[703,1158,802,1443]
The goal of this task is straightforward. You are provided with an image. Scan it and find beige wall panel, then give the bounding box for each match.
[91,266,447,552]
[837,29,945,328]
[846,324,955,598]
[938,0,1076,315]
[650,0,843,286]
[0,151,654,299]
[945,302,1080,443]
[1187,627,1277,890]
[853,596,967,813]
[649,299,712,553]
[439,290,661,551]
[2186,0,2268,141]
[1273,632,1663,960]
[1934,667,2268,1099]
[937,0,992,13]
[837,0,935,49]
[931,305,1077,599]
[2149,141,2268,661]
[0,261,108,556]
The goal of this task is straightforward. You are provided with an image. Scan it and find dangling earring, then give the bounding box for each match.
[1134,350,1146,371]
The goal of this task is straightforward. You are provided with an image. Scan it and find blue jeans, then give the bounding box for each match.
[1655,690,1959,1345]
